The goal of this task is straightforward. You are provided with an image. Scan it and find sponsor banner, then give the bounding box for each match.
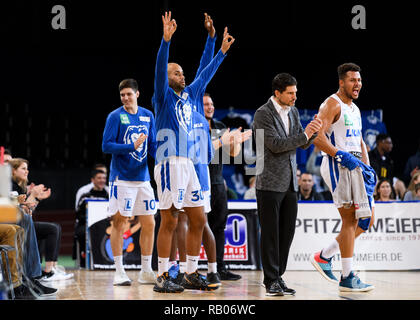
[199,211,261,270]
[86,200,419,270]
[86,200,142,269]
[289,202,420,270]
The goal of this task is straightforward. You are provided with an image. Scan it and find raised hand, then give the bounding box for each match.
[31,184,51,200]
[221,27,235,54]
[204,12,216,38]
[162,11,177,42]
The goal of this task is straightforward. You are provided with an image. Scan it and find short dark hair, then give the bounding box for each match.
[376,133,390,143]
[204,93,211,98]
[337,63,361,80]
[272,73,297,95]
[4,148,12,156]
[119,79,139,92]
[93,163,106,170]
[91,169,106,179]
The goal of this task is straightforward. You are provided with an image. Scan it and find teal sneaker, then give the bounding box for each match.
[339,272,374,292]
[310,251,339,284]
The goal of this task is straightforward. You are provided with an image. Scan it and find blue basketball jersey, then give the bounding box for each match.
[102,106,157,182]
[152,37,226,165]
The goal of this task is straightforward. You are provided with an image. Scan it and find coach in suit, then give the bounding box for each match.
[252,73,322,296]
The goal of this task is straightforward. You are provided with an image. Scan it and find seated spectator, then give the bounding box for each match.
[74,169,109,267]
[414,183,420,200]
[224,179,238,200]
[3,148,12,163]
[0,224,37,299]
[243,176,256,200]
[10,157,72,285]
[403,137,420,185]
[369,134,406,199]
[403,172,420,201]
[297,172,325,201]
[75,163,109,210]
[374,179,396,201]
[305,146,328,192]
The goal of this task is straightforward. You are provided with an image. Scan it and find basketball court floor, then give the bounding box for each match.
[48,269,420,300]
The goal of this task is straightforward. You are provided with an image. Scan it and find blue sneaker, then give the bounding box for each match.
[310,251,339,284]
[339,272,374,292]
[168,263,179,279]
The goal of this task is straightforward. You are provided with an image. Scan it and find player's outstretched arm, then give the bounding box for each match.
[162,11,177,42]
[221,27,235,55]
[194,12,217,81]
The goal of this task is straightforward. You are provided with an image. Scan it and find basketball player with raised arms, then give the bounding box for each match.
[102,79,158,286]
[310,63,376,292]
[152,11,235,293]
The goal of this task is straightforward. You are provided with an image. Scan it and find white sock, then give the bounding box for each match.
[114,255,125,274]
[341,257,353,278]
[179,261,187,273]
[208,262,217,274]
[158,257,169,276]
[322,239,340,259]
[141,255,153,272]
[186,255,199,274]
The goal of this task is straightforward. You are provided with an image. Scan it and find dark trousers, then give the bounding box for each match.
[34,221,61,262]
[256,183,298,286]
[207,183,229,268]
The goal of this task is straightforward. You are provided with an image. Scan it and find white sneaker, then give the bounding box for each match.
[113,272,132,286]
[52,266,74,280]
[41,270,72,282]
[138,270,157,284]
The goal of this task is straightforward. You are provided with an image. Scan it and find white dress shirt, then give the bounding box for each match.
[271,96,308,140]
[271,96,291,135]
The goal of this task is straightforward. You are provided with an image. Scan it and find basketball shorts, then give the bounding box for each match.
[154,156,205,210]
[108,181,157,217]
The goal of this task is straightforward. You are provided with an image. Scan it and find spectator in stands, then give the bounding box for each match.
[73,169,109,267]
[10,158,72,285]
[297,172,325,201]
[414,183,420,200]
[3,148,12,163]
[224,179,238,200]
[0,224,37,299]
[369,134,406,199]
[403,171,420,201]
[403,137,420,185]
[304,149,333,200]
[244,176,256,200]
[374,179,396,201]
[74,163,109,210]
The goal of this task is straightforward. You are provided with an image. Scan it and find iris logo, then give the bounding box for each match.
[123,125,148,162]
[175,99,193,134]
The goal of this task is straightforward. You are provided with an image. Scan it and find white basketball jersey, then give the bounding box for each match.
[322,94,362,153]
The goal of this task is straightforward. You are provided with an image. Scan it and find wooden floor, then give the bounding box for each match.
[41,269,420,300]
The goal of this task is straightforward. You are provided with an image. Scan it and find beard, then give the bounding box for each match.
[168,79,185,92]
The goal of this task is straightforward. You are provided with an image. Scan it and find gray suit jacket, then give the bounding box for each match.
[252,98,316,193]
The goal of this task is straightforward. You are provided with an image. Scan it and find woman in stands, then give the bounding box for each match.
[10,158,73,282]
[374,179,396,202]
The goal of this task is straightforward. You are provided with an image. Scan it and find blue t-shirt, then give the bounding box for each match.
[102,106,157,182]
[152,37,226,165]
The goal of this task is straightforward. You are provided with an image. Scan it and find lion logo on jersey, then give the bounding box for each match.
[175,99,193,134]
[123,125,148,162]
